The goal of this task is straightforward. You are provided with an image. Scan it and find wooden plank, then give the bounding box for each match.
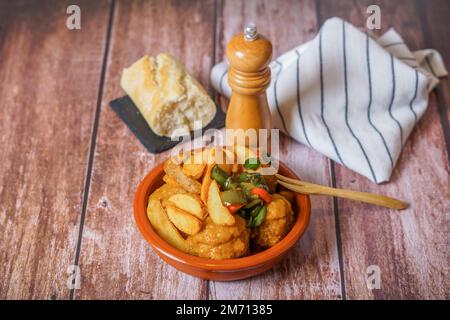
[209,0,342,300]
[419,0,450,157]
[0,0,110,299]
[319,0,450,299]
[74,0,214,299]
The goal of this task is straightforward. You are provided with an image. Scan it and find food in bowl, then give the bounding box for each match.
[146,147,296,260]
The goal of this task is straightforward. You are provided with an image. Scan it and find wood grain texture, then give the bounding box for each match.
[1,0,448,300]
[419,0,450,157]
[74,0,215,300]
[0,0,110,299]
[319,0,450,299]
[209,0,342,300]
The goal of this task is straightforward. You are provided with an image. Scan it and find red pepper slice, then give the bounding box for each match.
[227,203,245,214]
[250,187,272,203]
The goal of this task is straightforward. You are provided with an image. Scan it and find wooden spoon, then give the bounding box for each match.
[275,174,408,210]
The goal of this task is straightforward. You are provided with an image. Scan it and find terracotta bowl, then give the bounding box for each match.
[133,161,311,281]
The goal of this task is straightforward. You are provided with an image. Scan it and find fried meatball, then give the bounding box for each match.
[187,216,250,259]
[252,194,294,248]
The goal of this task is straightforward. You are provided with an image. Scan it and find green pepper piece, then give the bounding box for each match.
[224,176,239,190]
[237,172,251,182]
[247,205,262,227]
[249,204,263,218]
[252,206,267,227]
[249,174,269,191]
[239,182,258,200]
[247,205,267,227]
[244,199,262,209]
[243,158,260,170]
[220,189,247,206]
[247,216,254,227]
[211,165,229,187]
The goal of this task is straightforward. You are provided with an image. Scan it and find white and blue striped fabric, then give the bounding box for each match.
[210,17,447,183]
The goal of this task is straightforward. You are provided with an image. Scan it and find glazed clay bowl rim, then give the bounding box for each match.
[133,161,311,271]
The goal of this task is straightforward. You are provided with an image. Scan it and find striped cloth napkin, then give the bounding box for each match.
[210,17,447,183]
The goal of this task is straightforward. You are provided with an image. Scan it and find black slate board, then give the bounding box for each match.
[109,96,226,154]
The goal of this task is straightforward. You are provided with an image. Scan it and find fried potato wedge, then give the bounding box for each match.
[182,163,206,179]
[204,147,216,164]
[162,174,183,187]
[168,193,205,220]
[147,198,188,251]
[200,148,217,204]
[151,183,186,201]
[199,147,235,203]
[207,180,235,226]
[182,151,207,179]
[182,163,206,180]
[164,204,203,235]
[201,163,214,204]
[163,157,201,194]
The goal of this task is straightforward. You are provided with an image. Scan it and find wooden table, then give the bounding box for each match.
[0,0,448,300]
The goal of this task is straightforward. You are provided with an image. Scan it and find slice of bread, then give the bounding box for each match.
[120,54,216,137]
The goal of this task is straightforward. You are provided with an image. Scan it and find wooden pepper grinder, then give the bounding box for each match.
[225,24,273,148]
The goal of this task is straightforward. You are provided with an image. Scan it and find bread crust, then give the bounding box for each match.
[121,54,216,137]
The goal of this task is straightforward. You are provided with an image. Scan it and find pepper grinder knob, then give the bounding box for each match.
[244,23,258,41]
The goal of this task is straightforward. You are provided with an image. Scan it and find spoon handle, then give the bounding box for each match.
[276,174,408,210]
